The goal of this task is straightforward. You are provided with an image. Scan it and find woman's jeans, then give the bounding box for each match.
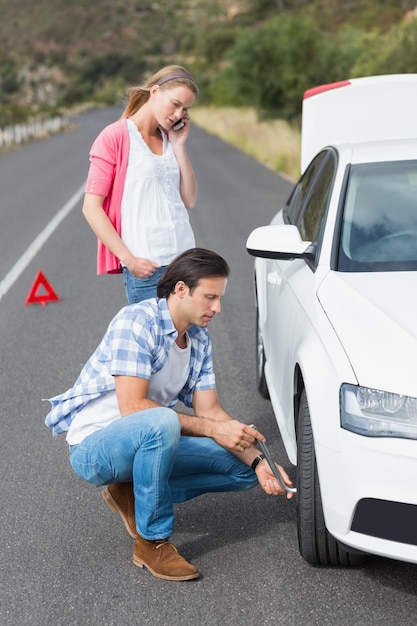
[69,407,258,540]
[122,266,167,304]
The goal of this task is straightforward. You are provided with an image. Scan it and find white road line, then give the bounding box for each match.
[0,183,85,302]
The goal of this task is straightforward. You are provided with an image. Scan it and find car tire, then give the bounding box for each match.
[256,303,270,399]
[297,389,366,566]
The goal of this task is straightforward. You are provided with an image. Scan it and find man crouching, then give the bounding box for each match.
[45,248,293,581]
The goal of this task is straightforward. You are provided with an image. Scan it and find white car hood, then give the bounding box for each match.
[317,271,417,395]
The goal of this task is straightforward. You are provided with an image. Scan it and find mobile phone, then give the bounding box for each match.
[173,119,185,131]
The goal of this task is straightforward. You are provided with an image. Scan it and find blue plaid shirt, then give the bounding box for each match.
[45,298,216,436]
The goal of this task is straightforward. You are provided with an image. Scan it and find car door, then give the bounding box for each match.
[264,150,337,456]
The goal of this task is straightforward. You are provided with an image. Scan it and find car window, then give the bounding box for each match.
[298,152,335,242]
[338,161,417,271]
[286,151,329,226]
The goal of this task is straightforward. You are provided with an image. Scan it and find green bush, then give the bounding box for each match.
[0,60,20,98]
[59,51,148,107]
[197,25,240,64]
[351,19,417,76]
[78,52,144,86]
[210,14,364,120]
[0,103,28,127]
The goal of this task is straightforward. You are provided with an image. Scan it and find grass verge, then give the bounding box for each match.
[191,106,301,181]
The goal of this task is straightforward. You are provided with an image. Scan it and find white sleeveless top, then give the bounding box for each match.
[120,118,195,264]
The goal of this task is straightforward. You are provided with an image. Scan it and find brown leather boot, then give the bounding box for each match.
[102,482,136,539]
[133,534,199,581]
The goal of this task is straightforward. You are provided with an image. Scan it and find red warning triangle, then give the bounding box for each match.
[25,270,60,306]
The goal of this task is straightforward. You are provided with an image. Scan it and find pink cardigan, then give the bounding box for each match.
[85,119,130,274]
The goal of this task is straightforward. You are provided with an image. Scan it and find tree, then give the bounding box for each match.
[215,14,358,119]
[351,18,417,76]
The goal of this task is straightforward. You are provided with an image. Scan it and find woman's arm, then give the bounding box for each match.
[82,193,159,277]
[82,193,133,266]
[169,122,197,209]
[175,146,197,209]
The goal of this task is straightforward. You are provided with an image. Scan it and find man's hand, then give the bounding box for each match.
[255,460,294,499]
[210,420,265,452]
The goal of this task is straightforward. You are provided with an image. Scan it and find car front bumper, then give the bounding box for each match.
[317,429,417,563]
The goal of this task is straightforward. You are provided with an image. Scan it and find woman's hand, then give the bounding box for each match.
[169,114,191,145]
[125,256,160,278]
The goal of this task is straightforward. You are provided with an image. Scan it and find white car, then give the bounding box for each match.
[246,76,417,567]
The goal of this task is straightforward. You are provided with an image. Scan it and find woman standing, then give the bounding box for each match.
[82,65,199,303]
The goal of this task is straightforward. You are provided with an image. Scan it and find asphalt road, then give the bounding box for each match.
[2,107,417,626]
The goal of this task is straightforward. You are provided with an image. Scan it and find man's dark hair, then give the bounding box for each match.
[157,248,230,298]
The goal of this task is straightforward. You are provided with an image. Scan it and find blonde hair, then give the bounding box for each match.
[121,65,199,117]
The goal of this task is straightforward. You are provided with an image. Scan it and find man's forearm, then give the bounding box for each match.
[178,411,216,438]
[178,411,262,467]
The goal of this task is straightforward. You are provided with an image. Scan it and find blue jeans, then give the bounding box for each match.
[122,266,167,304]
[69,407,258,540]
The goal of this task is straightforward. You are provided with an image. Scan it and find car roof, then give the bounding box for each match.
[327,136,417,165]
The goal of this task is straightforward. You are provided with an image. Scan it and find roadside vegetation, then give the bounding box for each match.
[1,0,417,176]
[192,106,301,180]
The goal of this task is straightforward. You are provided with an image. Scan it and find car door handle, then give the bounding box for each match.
[267,271,281,286]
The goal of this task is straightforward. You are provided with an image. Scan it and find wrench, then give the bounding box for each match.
[252,425,297,494]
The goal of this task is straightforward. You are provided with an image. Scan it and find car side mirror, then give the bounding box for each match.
[246,224,315,261]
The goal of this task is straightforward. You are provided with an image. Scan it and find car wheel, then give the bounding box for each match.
[297,389,366,566]
[256,303,269,399]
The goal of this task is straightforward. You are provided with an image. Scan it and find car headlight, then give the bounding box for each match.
[340,383,417,439]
